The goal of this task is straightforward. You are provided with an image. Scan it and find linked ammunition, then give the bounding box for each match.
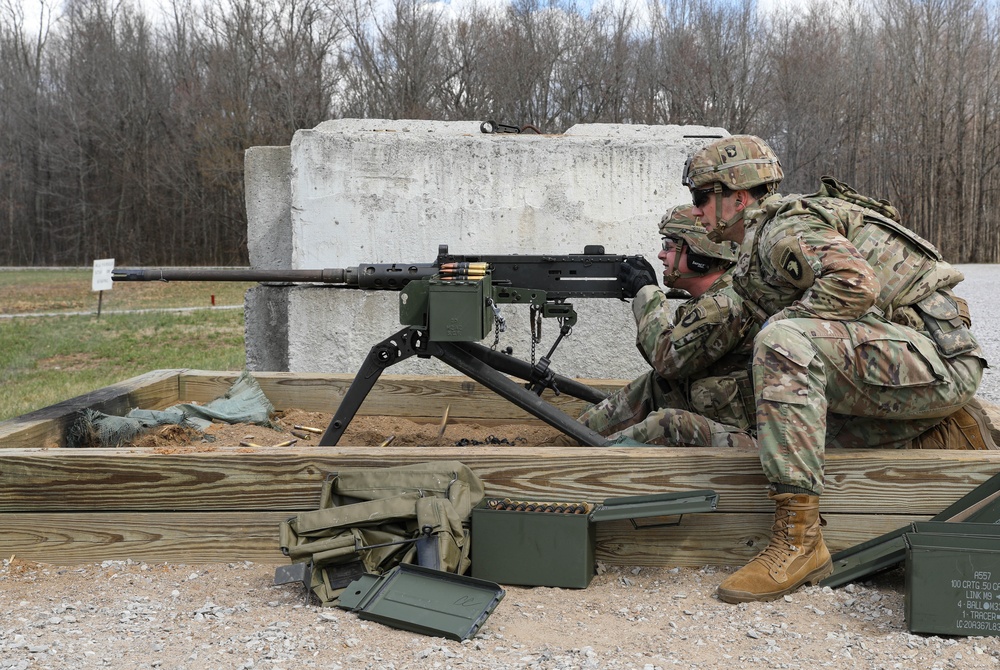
[438,271,487,279]
[440,262,489,271]
[485,498,593,514]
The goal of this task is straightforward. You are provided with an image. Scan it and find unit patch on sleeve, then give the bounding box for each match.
[769,237,815,289]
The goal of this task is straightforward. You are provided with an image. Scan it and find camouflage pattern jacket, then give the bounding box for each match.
[734,180,953,317]
[631,270,757,382]
[731,178,984,361]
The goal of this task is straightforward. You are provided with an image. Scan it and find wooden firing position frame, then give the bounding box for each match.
[0,369,998,566]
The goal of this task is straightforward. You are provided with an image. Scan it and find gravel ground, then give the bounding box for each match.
[960,264,1000,404]
[4,558,1000,670]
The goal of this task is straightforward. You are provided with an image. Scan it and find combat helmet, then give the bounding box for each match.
[659,205,738,286]
[682,135,783,191]
[682,135,783,241]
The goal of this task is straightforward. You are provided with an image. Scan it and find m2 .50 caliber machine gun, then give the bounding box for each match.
[113,245,648,446]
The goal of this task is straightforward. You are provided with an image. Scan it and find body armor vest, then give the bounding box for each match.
[733,177,964,324]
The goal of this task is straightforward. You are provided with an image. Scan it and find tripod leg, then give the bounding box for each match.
[454,341,608,404]
[432,341,609,446]
[319,328,425,446]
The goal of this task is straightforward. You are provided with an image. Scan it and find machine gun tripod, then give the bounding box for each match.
[318,324,610,446]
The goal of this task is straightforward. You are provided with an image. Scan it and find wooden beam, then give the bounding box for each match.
[0,369,182,450]
[0,510,926,567]
[176,370,623,420]
[0,445,996,515]
[595,512,929,566]
[0,511,287,564]
[0,370,997,567]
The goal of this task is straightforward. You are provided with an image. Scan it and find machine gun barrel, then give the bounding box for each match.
[112,264,438,289]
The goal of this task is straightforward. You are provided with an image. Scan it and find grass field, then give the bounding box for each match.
[0,269,255,421]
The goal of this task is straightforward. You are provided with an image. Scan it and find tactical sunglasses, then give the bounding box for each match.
[691,188,713,208]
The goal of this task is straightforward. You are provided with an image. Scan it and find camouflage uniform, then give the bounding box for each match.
[579,208,759,448]
[733,178,987,493]
[683,135,988,603]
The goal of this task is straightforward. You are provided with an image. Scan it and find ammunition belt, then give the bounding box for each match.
[486,498,594,514]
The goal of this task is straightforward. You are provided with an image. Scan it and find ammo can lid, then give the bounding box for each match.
[904,529,1000,552]
[589,489,718,523]
[336,563,505,641]
[903,521,1000,552]
[908,520,1000,541]
[823,471,1000,588]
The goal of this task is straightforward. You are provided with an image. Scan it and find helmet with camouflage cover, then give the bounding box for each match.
[681,135,783,192]
[659,205,739,263]
[682,135,783,242]
[658,205,738,286]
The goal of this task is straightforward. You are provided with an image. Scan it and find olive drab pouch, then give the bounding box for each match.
[688,372,755,432]
[277,461,485,606]
[914,290,982,359]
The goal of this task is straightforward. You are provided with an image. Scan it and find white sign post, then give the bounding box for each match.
[92,258,114,318]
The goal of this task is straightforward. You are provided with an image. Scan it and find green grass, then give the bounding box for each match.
[0,268,253,314]
[0,269,253,422]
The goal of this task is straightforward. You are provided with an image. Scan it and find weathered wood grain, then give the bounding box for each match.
[0,446,996,515]
[0,369,182,450]
[177,370,621,420]
[0,511,288,564]
[595,512,929,566]
[0,510,925,566]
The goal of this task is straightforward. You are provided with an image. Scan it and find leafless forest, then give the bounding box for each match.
[2,0,999,266]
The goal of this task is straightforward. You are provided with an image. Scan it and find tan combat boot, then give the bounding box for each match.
[716,490,833,604]
[909,398,1000,450]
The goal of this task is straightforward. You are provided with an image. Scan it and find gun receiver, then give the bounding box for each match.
[113,244,646,447]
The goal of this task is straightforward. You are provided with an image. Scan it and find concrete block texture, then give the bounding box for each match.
[245,146,292,269]
[245,119,728,378]
[244,285,290,372]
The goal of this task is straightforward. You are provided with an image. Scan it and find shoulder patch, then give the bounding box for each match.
[782,252,803,281]
[681,309,701,328]
[769,237,815,289]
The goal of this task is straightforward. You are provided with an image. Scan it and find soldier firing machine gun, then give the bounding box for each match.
[114,244,662,447]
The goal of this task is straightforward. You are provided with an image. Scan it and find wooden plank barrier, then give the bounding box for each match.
[0,369,997,566]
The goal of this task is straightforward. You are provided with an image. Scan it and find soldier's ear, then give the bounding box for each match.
[734,190,750,211]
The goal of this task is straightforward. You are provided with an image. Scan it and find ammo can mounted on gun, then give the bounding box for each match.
[113,244,646,446]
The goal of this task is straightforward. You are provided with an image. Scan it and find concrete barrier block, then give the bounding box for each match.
[246,120,728,378]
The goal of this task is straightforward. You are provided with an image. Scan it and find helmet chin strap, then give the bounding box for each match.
[663,239,710,287]
[705,184,745,244]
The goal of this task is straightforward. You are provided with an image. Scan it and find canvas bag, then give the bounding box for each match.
[278,461,485,606]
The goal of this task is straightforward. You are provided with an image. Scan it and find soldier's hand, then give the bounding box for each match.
[617,257,658,299]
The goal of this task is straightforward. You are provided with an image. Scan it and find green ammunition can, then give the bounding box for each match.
[427,276,492,341]
[471,490,718,588]
[905,522,1000,636]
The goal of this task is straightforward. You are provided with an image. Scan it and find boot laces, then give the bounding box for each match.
[751,509,798,573]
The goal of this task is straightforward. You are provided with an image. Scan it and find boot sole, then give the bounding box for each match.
[966,398,1000,449]
[717,558,834,604]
